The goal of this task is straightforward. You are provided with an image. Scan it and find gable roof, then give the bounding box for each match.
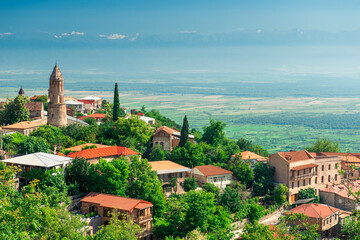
[153,125,194,138]
[194,165,232,176]
[3,118,47,130]
[84,113,107,119]
[2,152,72,168]
[149,160,191,174]
[66,146,139,159]
[277,150,314,162]
[80,192,152,211]
[65,143,110,153]
[287,203,340,219]
[25,102,43,111]
[232,151,267,161]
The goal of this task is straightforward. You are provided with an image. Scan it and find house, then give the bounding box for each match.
[1,152,72,176]
[2,118,47,136]
[285,203,341,232]
[65,143,110,153]
[269,150,341,203]
[320,181,360,211]
[192,165,232,190]
[25,102,44,119]
[80,192,153,238]
[231,151,268,164]
[152,126,194,152]
[66,146,139,164]
[65,100,85,114]
[78,96,102,113]
[126,115,156,125]
[79,113,107,125]
[148,160,191,194]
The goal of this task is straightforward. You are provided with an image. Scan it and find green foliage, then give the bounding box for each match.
[241,222,276,240]
[306,137,340,153]
[19,136,50,154]
[84,117,97,126]
[92,213,141,240]
[126,157,166,217]
[234,198,266,223]
[170,177,178,194]
[179,115,189,147]
[199,142,229,165]
[0,95,30,125]
[253,163,274,197]
[62,124,99,143]
[298,188,320,203]
[274,184,288,205]
[3,132,27,154]
[31,125,75,149]
[170,142,206,168]
[201,119,226,147]
[65,157,91,193]
[182,178,198,192]
[237,138,269,157]
[202,182,220,199]
[340,216,360,239]
[149,144,169,161]
[228,156,254,187]
[219,186,241,213]
[284,213,320,239]
[146,109,181,129]
[113,82,120,121]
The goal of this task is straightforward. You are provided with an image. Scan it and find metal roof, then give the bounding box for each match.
[2,152,72,168]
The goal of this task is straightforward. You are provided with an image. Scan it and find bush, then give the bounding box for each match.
[182,178,198,192]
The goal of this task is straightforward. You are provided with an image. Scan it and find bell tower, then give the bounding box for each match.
[47,64,67,127]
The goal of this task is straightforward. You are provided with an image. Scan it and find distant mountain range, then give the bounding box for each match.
[1,29,360,48]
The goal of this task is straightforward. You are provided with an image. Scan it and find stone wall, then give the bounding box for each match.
[47,103,67,127]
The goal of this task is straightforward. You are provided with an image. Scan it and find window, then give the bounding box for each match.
[303,169,306,174]
[321,176,324,183]
[328,175,331,182]
[297,181,300,187]
[303,180,305,186]
[322,165,324,171]
[335,174,337,181]
[179,172,183,178]
[309,178,311,184]
[335,213,337,220]
[329,164,331,170]
[292,182,294,188]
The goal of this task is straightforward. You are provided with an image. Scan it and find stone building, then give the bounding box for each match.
[25,102,44,119]
[152,126,194,152]
[47,64,67,127]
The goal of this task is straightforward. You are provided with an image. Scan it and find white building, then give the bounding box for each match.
[192,165,233,190]
[65,100,85,114]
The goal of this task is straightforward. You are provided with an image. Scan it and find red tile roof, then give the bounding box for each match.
[81,192,152,212]
[78,99,94,104]
[153,125,179,136]
[194,165,232,176]
[286,203,340,219]
[66,146,139,159]
[320,180,360,200]
[136,112,145,116]
[85,113,107,119]
[278,150,314,162]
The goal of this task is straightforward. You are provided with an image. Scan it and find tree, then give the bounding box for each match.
[306,138,340,153]
[113,82,120,121]
[65,157,91,193]
[84,117,97,126]
[241,222,276,240]
[18,136,50,154]
[0,95,30,125]
[237,138,269,157]
[126,157,166,217]
[219,186,241,213]
[170,142,206,168]
[179,115,189,147]
[253,162,274,197]
[170,177,178,194]
[284,213,320,239]
[298,188,320,203]
[228,156,254,187]
[247,202,266,223]
[340,216,360,239]
[274,184,288,205]
[93,213,141,240]
[201,119,226,146]
[182,178,198,192]
[202,182,220,199]
[33,95,48,111]
[149,144,168,161]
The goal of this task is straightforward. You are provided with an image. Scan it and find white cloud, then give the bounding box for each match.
[0,32,13,36]
[257,29,262,33]
[99,34,128,40]
[56,31,85,38]
[179,30,196,34]
[71,31,85,35]
[54,35,62,38]
[129,33,139,41]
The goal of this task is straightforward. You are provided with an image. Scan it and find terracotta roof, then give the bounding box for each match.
[318,152,360,163]
[136,113,145,116]
[78,99,94,104]
[291,163,318,171]
[65,143,110,152]
[3,119,47,130]
[277,150,314,162]
[153,125,179,136]
[85,113,107,119]
[30,95,43,100]
[320,181,360,200]
[80,192,152,212]
[287,203,340,219]
[66,146,139,159]
[232,151,267,161]
[149,160,191,174]
[194,165,232,176]
[25,102,43,111]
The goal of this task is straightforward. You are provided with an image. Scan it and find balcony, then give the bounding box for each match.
[291,172,317,180]
[136,215,153,223]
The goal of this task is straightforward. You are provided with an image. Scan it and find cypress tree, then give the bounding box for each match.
[179,115,189,147]
[112,83,120,122]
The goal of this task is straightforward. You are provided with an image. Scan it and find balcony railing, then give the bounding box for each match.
[291,172,317,180]
[136,215,153,223]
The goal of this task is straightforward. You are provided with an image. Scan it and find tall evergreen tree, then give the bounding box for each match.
[179,115,189,147]
[112,83,120,122]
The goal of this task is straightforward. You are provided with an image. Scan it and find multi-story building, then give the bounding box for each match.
[80,192,153,239]
[65,100,85,114]
[152,126,194,152]
[192,165,233,190]
[269,150,341,203]
[78,96,102,113]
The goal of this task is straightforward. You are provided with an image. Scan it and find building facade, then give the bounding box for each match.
[192,165,232,190]
[152,126,194,152]
[47,64,67,127]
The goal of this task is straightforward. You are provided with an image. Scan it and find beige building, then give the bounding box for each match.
[2,118,47,136]
[192,165,232,190]
[269,150,341,203]
[80,192,153,239]
[25,102,44,119]
[148,160,191,194]
[152,126,194,152]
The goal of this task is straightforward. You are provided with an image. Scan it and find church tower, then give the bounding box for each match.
[47,64,67,127]
[18,87,24,97]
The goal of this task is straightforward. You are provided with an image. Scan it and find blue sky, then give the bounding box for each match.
[1,0,360,35]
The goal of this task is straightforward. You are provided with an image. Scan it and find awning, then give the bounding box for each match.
[291,163,317,171]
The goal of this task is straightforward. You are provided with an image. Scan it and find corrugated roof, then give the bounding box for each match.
[149,160,191,174]
[66,146,139,159]
[194,165,232,176]
[2,152,72,168]
[287,203,340,219]
[80,192,152,211]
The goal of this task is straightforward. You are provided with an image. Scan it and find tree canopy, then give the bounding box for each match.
[0,95,30,125]
[306,137,340,153]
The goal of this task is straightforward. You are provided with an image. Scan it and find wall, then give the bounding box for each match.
[153,131,172,151]
[320,190,359,211]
